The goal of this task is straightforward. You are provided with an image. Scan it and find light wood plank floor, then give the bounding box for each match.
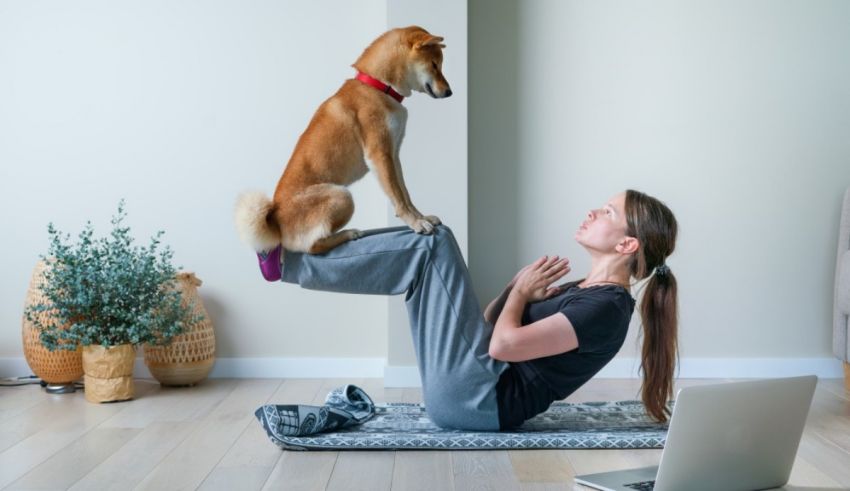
[0,377,848,490]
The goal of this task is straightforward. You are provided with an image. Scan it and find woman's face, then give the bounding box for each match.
[574,191,632,254]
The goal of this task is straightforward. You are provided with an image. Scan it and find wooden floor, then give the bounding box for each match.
[0,377,848,490]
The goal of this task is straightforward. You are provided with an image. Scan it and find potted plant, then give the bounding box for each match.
[24,199,202,403]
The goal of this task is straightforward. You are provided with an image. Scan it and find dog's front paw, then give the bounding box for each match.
[422,215,441,226]
[346,229,363,240]
[409,218,436,234]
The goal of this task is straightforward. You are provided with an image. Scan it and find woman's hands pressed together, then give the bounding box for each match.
[490,255,573,360]
[512,256,571,302]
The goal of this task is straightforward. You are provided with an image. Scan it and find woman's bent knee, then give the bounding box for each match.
[435,224,454,240]
[432,224,459,249]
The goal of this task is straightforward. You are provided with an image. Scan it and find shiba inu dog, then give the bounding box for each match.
[234,26,452,267]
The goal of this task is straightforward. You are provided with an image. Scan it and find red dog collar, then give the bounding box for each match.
[355,72,404,103]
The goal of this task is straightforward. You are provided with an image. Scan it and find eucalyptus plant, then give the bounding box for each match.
[24,199,202,350]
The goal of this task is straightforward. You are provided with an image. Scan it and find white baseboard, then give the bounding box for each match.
[382,357,847,387]
[594,357,846,379]
[2,356,844,386]
[0,356,386,381]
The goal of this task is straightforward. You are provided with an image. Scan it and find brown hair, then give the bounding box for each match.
[624,189,679,423]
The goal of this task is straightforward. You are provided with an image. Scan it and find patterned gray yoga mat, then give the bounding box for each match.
[256,398,673,451]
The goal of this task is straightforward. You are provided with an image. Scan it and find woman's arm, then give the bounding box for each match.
[490,302,579,362]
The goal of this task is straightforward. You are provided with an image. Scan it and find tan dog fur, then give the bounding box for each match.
[234,26,452,255]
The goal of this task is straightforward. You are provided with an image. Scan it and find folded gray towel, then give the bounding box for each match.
[255,384,375,439]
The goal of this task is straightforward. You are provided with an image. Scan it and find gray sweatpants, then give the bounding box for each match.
[281,224,509,431]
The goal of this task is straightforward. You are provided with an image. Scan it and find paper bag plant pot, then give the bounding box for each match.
[82,344,135,403]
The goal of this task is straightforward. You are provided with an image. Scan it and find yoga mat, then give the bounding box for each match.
[256,399,672,451]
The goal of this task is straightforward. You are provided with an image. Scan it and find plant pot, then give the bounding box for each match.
[144,272,215,386]
[21,260,83,385]
[82,344,135,403]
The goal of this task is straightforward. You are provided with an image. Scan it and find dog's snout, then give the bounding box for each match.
[444,88,453,98]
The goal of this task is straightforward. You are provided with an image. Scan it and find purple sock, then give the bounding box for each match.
[257,245,282,282]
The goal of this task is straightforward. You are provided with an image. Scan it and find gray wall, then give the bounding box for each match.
[469,0,850,366]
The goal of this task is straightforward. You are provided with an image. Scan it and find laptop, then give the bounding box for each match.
[574,375,818,491]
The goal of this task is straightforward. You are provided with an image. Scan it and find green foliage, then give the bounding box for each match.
[24,199,203,351]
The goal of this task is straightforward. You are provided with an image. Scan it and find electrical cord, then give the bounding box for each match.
[0,375,42,387]
[0,375,83,388]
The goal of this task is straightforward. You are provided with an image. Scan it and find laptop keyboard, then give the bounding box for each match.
[624,480,655,490]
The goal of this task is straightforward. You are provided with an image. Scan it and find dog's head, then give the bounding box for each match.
[354,26,453,99]
[404,28,452,99]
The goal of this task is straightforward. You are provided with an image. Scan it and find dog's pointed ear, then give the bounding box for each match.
[415,35,445,50]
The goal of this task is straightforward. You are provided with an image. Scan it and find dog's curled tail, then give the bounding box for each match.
[234,190,281,253]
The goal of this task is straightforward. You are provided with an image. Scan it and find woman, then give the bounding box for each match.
[255,189,678,430]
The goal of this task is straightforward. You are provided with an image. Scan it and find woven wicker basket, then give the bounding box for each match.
[21,260,83,384]
[143,272,215,386]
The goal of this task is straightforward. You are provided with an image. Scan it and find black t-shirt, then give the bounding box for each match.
[495,281,636,430]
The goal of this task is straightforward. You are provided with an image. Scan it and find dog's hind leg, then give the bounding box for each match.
[307,184,362,254]
[283,184,362,255]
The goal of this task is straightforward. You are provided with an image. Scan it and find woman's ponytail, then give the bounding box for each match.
[625,190,679,423]
[638,267,678,422]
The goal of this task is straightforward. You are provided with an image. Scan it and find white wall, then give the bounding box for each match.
[3,0,849,380]
[0,0,468,371]
[470,0,850,375]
